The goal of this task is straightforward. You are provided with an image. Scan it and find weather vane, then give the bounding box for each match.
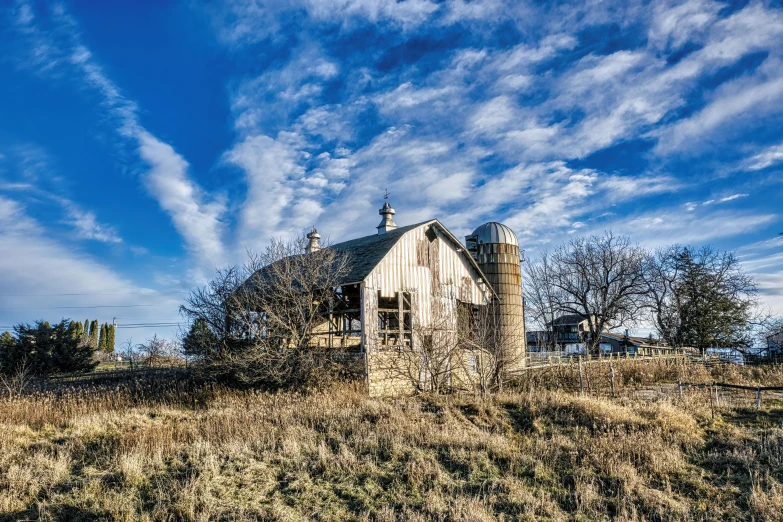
[384,188,390,200]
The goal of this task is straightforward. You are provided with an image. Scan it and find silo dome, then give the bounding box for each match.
[470,222,518,246]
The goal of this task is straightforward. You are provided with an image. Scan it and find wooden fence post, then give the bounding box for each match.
[678,380,682,399]
[610,363,616,398]
[578,357,584,396]
[757,387,762,410]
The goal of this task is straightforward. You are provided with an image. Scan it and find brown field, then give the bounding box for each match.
[2,360,783,521]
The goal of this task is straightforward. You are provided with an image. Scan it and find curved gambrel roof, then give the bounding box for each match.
[332,219,495,296]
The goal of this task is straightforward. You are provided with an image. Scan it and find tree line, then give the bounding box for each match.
[0,319,116,377]
[524,232,779,355]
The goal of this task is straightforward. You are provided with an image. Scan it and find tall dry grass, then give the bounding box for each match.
[1,362,782,521]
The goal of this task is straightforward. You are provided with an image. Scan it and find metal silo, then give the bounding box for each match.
[465,222,526,370]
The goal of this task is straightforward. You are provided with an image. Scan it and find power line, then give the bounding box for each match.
[117,321,182,326]
[116,325,182,329]
[0,291,185,297]
[0,305,158,310]
[1,321,182,328]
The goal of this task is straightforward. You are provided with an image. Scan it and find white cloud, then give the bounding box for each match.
[231,44,341,136]
[137,131,227,267]
[718,193,749,203]
[61,202,122,244]
[13,1,228,276]
[209,0,441,45]
[210,0,783,255]
[657,73,783,153]
[599,175,679,199]
[0,144,124,245]
[602,209,777,248]
[224,134,305,249]
[744,143,783,171]
[648,0,723,51]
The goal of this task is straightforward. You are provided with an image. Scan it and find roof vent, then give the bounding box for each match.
[306,227,321,252]
[376,194,397,235]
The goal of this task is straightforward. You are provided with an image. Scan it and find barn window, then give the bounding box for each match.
[457,301,481,342]
[378,291,412,349]
[311,284,362,349]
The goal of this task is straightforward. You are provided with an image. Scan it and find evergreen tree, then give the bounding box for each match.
[648,246,757,353]
[99,323,107,350]
[89,320,99,349]
[82,319,90,343]
[106,324,115,354]
[74,321,83,338]
[67,320,79,338]
[182,318,219,358]
[0,320,97,376]
[0,331,14,359]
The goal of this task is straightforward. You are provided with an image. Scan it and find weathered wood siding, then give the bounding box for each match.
[361,222,491,396]
[362,223,487,327]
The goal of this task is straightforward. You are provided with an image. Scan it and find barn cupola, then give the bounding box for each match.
[376,193,398,235]
[306,227,321,252]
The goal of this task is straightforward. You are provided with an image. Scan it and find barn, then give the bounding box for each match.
[246,198,527,395]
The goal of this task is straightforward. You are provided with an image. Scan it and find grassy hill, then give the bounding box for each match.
[1,363,782,521]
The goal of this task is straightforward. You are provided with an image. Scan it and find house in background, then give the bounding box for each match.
[599,332,670,356]
[527,314,600,354]
[768,327,783,357]
[527,313,669,355]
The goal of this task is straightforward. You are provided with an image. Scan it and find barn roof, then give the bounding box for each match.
[243,219,494,294]
[330,220,431,284]
[548,314,588,326]
[600,332,669,347]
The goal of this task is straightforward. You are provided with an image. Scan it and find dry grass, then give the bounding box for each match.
[1,364,783,521]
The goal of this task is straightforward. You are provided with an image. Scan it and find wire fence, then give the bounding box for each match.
[524,349,689,369]
[514,352,783,410]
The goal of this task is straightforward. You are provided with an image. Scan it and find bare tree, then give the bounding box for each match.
[523,252,562,351]
[761,317,783,358]
[388,298,461,394]
[645,245,686,346]
[372,290,527,395]
[137,335,181,367]
[121,338,139,369]
[180,233,353,389]
[467,301,527,392]
[533,232,650,354]
[0,358,33,398]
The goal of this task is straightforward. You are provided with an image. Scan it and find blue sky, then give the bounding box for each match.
[1,0,782,342]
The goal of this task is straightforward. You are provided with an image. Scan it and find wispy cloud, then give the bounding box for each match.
[744,142,783,171]
[601,209,776,248]
[685,193,751,211]
[12,1,227,275]
[59,200,122,244]
[0,143,122,244]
